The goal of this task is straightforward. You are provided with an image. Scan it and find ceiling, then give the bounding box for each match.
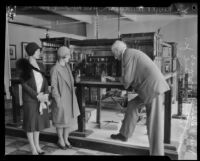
[9,5,198,32]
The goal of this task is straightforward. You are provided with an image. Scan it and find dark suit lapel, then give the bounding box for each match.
[30,70,37,92]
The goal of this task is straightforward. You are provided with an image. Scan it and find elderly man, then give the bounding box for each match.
[106,40,169,155]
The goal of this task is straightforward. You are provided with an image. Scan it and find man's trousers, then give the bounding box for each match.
[119,94,165,155]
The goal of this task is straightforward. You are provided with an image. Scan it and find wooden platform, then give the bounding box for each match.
[5,101,193,159]
[5,126,177,159]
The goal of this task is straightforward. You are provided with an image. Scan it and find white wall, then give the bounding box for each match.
[160,17,197,84]
[9,23,86,68]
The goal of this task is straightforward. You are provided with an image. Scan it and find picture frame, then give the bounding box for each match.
[21,42,29,59]
[9,44,16,60]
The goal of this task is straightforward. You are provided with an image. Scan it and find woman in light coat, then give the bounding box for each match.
[50,46,80,149]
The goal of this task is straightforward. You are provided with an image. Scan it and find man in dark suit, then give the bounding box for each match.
[106,40,170,155]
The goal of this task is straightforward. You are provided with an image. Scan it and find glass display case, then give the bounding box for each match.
[70,39,122,81]
[69,39,122,106]
[39,35,177,105]
[70,45,121,81]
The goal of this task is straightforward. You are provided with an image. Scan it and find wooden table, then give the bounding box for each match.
[75,80,173,143]
[73,81,124,137]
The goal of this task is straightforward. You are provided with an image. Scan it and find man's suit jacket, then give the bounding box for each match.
[122,48,170,104]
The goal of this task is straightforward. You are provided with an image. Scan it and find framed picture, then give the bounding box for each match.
[9,44,16,60]
[21,42,29,59]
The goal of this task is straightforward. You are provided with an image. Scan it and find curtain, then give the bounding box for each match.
[4,12,11,99]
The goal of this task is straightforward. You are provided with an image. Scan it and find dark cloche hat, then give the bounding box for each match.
[25,42,41,56]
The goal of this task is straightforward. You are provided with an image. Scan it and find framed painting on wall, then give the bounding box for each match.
[21,42,29,59]
[9,44,16,60]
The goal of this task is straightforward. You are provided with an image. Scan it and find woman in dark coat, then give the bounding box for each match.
[50,46,80,149]
[16,42,50,155]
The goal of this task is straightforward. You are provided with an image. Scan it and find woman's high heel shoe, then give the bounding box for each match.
[32,152,39,155]
[65,143,72,149]
[57,142,67,150]
[38,151,45,155]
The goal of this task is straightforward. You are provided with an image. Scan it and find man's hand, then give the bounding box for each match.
[104,76,116,81]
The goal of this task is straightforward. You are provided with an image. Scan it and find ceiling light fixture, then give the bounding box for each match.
[174,3,189,16]
[7,6,16,20]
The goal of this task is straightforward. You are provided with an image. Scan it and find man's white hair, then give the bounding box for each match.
[111,40,127,53]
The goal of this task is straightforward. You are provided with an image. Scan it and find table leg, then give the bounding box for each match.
[77,85,85,132]
[96,88,101,128]
[164,89,172,144]
[71,84,93,137]
[89,87,91,104]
